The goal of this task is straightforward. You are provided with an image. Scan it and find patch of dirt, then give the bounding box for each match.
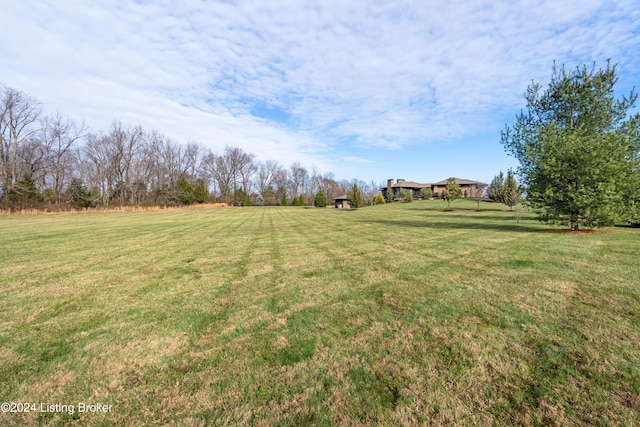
[617,391,640,411]
[27,370,77,396]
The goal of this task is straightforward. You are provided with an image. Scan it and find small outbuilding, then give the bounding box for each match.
[333,194,350,209]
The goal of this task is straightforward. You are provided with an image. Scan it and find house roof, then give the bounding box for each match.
[333,194,348,201]
[380,181,432,190]
[379,178,486,191]
[390,181,432,188]
[432,177,486,186]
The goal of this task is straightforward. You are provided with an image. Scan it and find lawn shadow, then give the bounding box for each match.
[435,213,522,222]
[359,217,541,233]
[614,223,640,229]
[360,217,618,234]
[415,202,513,213]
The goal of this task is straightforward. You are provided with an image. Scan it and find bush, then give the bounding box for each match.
[373,194,385,205]
[397,188,412,202]
[420,188,433,199]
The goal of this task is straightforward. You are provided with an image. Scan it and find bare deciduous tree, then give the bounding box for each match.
[289,161,308,201]
[468,183,487,211]
[41,112,86,203]
[256,160,285,205]
[108,122,145,205]
[0,86,42,199]
[0,83,369,210]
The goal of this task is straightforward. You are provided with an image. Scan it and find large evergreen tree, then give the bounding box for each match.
[502,61,639,230]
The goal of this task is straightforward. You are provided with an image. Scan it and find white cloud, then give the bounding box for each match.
[1,0,638,180]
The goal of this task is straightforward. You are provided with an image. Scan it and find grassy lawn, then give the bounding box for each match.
[1,200,639,426]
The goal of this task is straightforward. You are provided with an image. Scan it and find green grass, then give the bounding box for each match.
[0,200,639,426]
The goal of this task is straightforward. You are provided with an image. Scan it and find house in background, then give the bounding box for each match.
[431,178,486,197]
[381,179,431,200]
[333,194,350,209]
[381,178,486,200]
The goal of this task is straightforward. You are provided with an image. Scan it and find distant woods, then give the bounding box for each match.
[0,85,382,210]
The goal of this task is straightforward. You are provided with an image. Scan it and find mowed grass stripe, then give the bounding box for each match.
[0,201,639,426]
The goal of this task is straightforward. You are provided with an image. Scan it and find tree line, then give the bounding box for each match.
[0,85,383,210]
[6,60,636,226]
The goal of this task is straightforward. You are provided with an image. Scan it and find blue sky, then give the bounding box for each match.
[1,0,639,184]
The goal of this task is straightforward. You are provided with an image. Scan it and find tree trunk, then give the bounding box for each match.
[570,216,579,231]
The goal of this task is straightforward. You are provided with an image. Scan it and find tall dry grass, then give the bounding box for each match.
[0,203,228,216]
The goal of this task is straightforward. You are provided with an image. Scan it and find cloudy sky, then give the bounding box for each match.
[2,0,639,183]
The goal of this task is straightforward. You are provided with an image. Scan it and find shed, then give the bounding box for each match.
[333,194,350,209]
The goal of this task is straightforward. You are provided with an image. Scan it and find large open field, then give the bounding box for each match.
[1,201,639,426]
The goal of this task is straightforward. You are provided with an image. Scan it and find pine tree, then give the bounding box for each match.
[502,61,639,230]
[12,174,42,209]
[346,183,365,209]
[173,177,194,205]
[67,178,93,209]
[502,170,522,211]
[314,190,328,207]
[192,179,208,203]
[488,171,505,202]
